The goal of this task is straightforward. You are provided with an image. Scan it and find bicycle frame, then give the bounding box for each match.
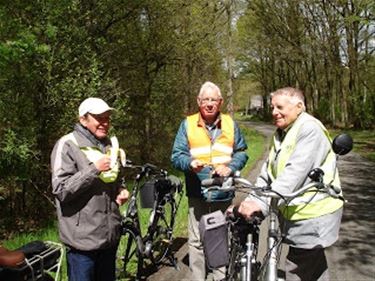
[263,199,281,281]
[122,180,145,252]
[242,233,256,281]
[121,174,158,258]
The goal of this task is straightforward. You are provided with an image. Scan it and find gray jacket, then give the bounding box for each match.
[251,112,343,249]
[51,124,122,251]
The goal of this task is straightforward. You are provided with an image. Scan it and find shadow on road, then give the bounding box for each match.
[327,152,375,280]
[147,237,189,281]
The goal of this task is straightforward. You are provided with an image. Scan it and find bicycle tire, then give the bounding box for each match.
[150,196,176,264]
[116,226,143,280]
[227,220,260,281]
[226,235,243,280]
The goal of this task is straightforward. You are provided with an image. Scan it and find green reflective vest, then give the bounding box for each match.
[67,133,119,183]
[267,115,343,221]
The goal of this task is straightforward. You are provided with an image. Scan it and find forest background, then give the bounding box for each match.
[0,0,374,239]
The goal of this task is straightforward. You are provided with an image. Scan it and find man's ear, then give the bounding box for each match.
[197,97,201,106]
[79,116,88,127]
[297,102,303,114]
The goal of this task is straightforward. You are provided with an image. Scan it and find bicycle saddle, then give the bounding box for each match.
[0,246,25,268]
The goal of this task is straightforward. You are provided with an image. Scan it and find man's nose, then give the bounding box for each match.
[100,118,110,125]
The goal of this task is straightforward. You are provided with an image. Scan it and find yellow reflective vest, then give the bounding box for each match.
[67,133,119,183]
[187,113,234,166]
[267,115,343,221]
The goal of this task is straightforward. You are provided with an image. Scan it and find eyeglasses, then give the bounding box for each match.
[199,97,222,104]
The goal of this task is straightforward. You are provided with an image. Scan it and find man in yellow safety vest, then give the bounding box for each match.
[171,81,248,280]
[238,87,343,281]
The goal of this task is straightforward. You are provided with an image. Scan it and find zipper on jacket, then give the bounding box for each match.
[76,211,81,226]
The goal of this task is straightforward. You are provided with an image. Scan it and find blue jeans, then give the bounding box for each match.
[66,246,117,281]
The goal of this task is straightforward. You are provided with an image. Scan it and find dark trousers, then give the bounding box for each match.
[285,247,329,281]
[66,246,117,281]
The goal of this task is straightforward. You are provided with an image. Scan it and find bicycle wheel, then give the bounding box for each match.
[116,226,143,280]
[227,221,260,281]
[226,237,243,280]
[150,196,175,264]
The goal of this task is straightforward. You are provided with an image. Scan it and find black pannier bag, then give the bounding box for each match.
[199,210,229,269]
[140,178,157,208]
[140,175,182,208]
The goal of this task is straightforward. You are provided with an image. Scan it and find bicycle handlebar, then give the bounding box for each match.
[201,133,352,202]
[125,161,168,178]
[202,173,343,201]
[124,161,183,193]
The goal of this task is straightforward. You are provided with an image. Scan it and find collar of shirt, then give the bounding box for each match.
[197,112,221,129]
[278,111,306,141]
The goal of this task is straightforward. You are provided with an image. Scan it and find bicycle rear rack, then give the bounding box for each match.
[1,241,65,281]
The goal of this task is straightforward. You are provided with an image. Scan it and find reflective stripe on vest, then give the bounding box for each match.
[66,133,119,183]
[187,113,234,166]
[267,115,343,221]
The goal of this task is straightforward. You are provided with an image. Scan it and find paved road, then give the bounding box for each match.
[148,122,375,281]
[326,151,375,281]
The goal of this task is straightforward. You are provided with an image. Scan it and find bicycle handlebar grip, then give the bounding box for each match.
[201,177,225,187]
[331,184,342,194]
[144,163,158,171]
[168,175,183,192]
[232,206,240,218]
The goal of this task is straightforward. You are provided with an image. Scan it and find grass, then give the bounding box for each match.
[2,223,60,248]
[240,125,267,176]
[1,125,265,280]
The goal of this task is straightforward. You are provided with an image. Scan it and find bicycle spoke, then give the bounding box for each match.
[227,242,242,280]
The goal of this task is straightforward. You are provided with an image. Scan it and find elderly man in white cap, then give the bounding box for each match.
[51,97,129,281]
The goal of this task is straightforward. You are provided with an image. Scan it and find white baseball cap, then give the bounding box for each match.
[78,97,114,117]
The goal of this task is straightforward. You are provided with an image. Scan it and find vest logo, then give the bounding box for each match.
[285,144,293,152]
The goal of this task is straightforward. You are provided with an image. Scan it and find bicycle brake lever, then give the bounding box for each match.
[221,177,234,191]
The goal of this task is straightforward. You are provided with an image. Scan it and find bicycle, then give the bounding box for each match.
[116,162,183,280]
[201,133,353,281]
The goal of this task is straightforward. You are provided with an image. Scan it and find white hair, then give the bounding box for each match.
[198,81,222,99]
[270,87,306,111]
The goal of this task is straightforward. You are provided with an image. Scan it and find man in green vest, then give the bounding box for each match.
[238,87,343,281]
[51,97,129,281]
[171,81,248,280]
